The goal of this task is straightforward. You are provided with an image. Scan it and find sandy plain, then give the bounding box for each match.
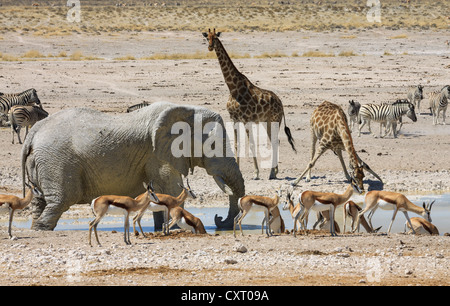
[0,1,449,286]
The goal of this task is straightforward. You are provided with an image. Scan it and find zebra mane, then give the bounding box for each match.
[391,99,411,105]
[1,88,36,97]
[441,85,450,91]
[126,101,151,113]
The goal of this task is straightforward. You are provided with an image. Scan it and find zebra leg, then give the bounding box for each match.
[442,107,447,125]
[17,126,23,144]
[358,118,366,137]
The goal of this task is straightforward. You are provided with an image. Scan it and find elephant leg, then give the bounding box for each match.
[215,194,241,229]
[32,198,72,231]
[153,211,165,232]
[31,196,47,228]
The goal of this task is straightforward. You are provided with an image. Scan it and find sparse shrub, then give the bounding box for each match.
[22,49,45,58]
[114,55,136,60]
[338,50,358,57]
[0,52,20,61]
[302,51,335,57]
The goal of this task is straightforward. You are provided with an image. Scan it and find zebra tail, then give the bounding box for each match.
[283,114,296,152]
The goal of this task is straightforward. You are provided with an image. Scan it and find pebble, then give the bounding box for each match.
[234,243,247,253]
[224,258,238,265]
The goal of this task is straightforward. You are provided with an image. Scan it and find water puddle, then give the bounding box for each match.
[2,193,449,235]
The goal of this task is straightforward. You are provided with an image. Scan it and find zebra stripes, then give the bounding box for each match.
[347,100,361,131]
[429,85,450,125]
[358,99,417,138]
[0,88,41,115]
[9,105,48,144]
[407,84,424,114]
[126,101,151,113]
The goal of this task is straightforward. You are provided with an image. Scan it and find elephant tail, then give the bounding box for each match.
[21,142,33,197]
[282,113,296,153]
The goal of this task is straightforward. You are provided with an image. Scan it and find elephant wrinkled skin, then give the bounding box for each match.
[22,102,245,230]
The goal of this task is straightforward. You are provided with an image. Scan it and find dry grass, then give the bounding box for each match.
[338,50,358,57]
[0,52,19,61]
[254,51,288,58]
[141,50,250,60]
[22,49,45,58]
[302,51,335,57]
[68,51,103,61]
[114,55,136,61]
[390,34,409,39]
[0,1,448,35]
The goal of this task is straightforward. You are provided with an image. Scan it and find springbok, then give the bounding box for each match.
[405,217,439,235]
[89,182,159,246]
[0,182,42,239]
[133,178,196,236]
[163,206,206,234]
[354,191,435,234]
[343,201,381,233]
[285,180,363,237]
[233,189,281,237]
[266,206,285,234]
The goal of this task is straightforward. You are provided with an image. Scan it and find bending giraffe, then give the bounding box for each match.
[203,28,296,180]
[291,101,382,189]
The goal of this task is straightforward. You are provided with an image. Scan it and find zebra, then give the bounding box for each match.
[0,88,41,115]
[407,84,424,114]
[9,105,48,144]
[429,85,450,125]
[126,101,151,113]
[347,100,361,132]
[358,99,417,138]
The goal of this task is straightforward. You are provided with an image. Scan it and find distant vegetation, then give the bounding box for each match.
[0,0,448,35]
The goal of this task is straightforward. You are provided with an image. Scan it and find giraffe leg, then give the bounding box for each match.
[266,122,279,180]
[246,128,260,180]
[335,150,352,181]
[306,132,317,182]
[234,128,240,168]
[291,145,326,186]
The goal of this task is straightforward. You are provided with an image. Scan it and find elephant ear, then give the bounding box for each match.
[151,105,197,177]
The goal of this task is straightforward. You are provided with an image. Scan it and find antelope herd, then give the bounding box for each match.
[0,35,447,245]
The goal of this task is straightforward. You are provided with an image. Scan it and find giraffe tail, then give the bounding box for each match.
[283,114,296,152]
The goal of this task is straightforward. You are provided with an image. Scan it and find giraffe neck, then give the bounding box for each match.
[213,38,246,96]
[338,118,359,169]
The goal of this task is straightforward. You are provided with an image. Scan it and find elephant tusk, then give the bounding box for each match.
[213,175,234,196]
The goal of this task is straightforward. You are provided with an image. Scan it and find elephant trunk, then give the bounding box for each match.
[212,158,245,229]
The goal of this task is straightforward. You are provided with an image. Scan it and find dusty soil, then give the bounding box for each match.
[0,2,449,286]
[1,228,449,286]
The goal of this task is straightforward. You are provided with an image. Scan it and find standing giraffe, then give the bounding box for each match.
[291,101,382,189]
[202,29,296,180]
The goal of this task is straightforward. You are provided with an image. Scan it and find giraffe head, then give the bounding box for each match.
[350,165,365,194]
[202,28,221,51]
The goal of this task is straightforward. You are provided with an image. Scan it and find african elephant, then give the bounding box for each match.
[21,102,245,230]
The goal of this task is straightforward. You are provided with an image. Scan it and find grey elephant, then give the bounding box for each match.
[21,101,245,230]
